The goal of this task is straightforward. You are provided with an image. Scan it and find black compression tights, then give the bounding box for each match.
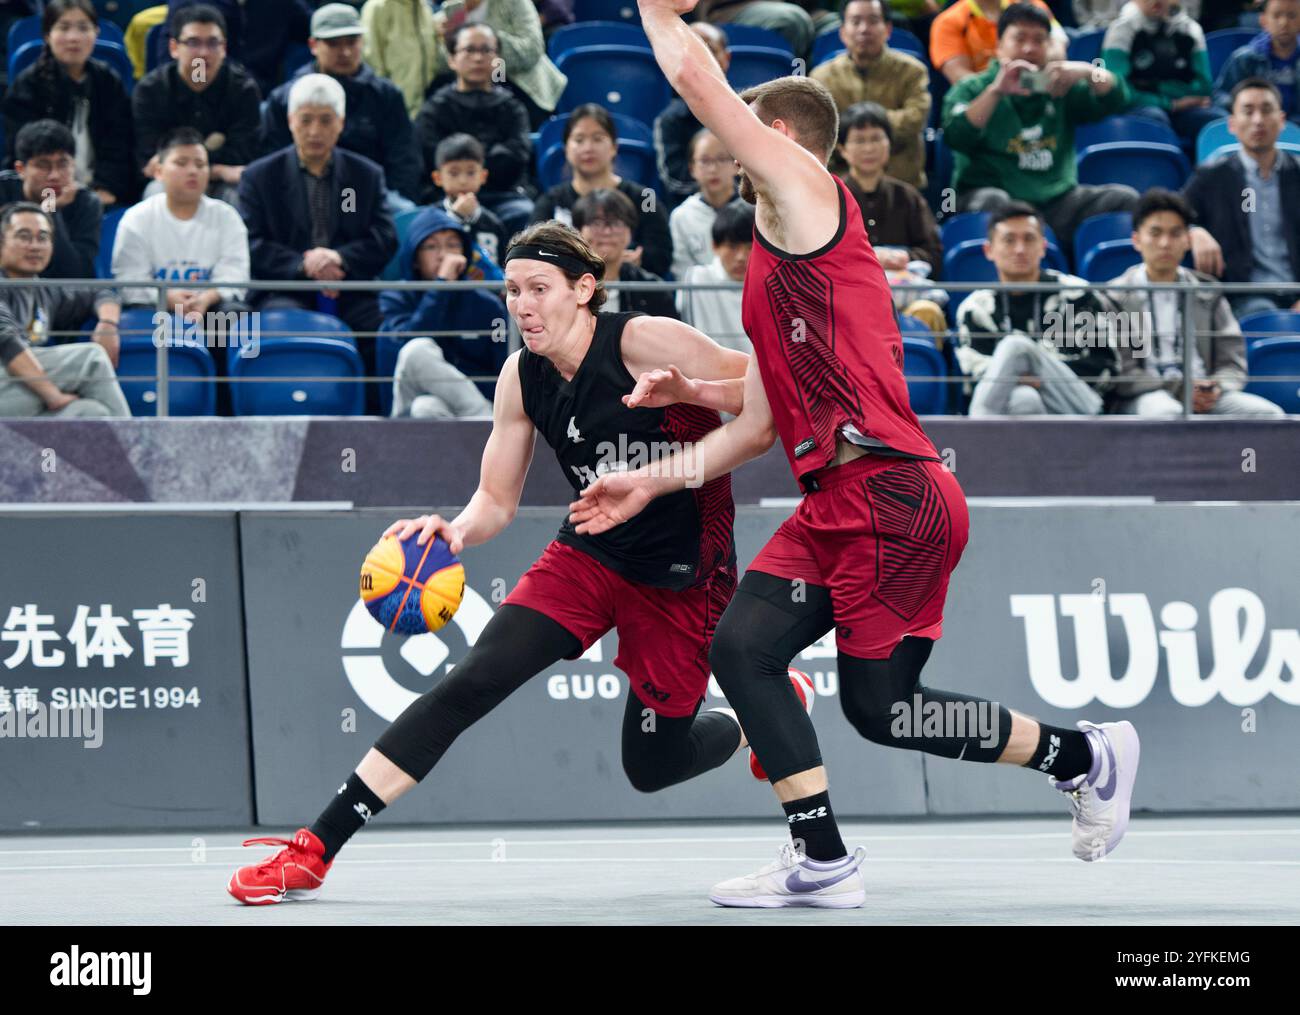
[373,604,740,791]
[709,571,1013,784]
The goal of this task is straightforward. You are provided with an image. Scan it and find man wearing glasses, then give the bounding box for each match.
[132,4,262,207]
[263,3,422,211]
[0,119,101,280]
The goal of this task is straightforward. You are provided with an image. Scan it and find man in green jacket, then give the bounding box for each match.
[941,2,1136,254]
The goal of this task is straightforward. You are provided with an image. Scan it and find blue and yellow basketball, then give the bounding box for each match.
[360,533,465,635]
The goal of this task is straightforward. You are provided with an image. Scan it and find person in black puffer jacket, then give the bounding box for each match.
[2,0,135,206]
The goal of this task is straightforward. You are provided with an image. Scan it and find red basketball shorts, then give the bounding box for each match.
[504,540,737,717]
[748,455,970,659]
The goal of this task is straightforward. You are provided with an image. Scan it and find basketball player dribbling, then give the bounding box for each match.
[226,222,814,905]
[568,0,1141,909]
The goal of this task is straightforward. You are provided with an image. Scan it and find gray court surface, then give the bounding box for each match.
[3,814,1298,925]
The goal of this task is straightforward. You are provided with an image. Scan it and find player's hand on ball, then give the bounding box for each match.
[384,514,465,555]
[624,364,697,409]
[569,473,655,535]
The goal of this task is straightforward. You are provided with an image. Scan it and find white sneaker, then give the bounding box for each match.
[709,842,867,908]
[1049,720,1141,861]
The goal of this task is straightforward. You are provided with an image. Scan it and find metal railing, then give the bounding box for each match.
[4,276,1298,418]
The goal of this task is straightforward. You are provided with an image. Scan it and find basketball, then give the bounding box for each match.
[359,533,465,635]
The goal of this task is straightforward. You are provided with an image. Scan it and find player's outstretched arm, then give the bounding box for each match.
[637,0,838,253]
[387,351,536,553]
[621,315,749,415]
[568,353,776,535]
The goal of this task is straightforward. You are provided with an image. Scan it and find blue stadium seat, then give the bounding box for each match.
[1244,337,1300,413]
[96,1,158,33]
[254,308,355,346]
[113,310,217,417]
[897,312,936,344]
[1078,238,1142,282]
[1067,28,1105,65]
[1077,142,1190,191]
[1237,310,1300,350]
[555,46,670,125]
[95,207,126,278]
[9,38,134,90]
[1205,28,1257,79]
[1073,212,1133,272]
[536,110,653,160]
[15,14,127,49]
[547,21,649,61]
[726,46,795,92]
[940,212,990,251]
[887,27,926,61]
[1075,115,1180,151]
[1196,116,1300,163]
[721,23,792,54]
[379,207,430,283]
[811,31,844,68]
[942,237,1068,282]
[572,0,641,23]
[229,337,366,416]
[902,336,947,414]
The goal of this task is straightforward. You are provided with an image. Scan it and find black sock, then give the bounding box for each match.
[310,772,387,863]
[1025,724,1093,780]
[782,790,847,861]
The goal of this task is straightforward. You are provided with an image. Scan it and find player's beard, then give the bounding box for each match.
[737,168,757,205]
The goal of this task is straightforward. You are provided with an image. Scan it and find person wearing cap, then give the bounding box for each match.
[133,3,262,207]
[239,72,398,410]
[262,2,422,210]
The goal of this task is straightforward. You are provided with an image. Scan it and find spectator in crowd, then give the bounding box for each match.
[430,134,511,270]
[381,205,505,417]
[836,102,946,338]
[655,21,732,210]
[112,128,250,320]
[1072,0,1131,30]
[428,0,568,130]
[240,73,397,401]
[0,1,41,90]
[0,203,129,417]
[359,0,442,118]
[415,23,534,232]
[811,0,930,189]
[1107,188,1283,416]
[531,104,674,278]
[3,0,135,206]
[1102,0,1219,145]
[263,3,422,210]
[0,120,100,280]
[133,4,262,207]
[955,202,1120,415]
[692,0,817,60]
[241,0,313,97]
[534,0,575,37]
[1183,78,1300,317]
[677,199,753,354]
[942,3,1137,255]
[1214,0,1300,126]
[572,189,678,319]
[931,0,1067,85]
[669,129,739,279]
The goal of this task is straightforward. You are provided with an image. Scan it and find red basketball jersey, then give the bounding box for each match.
[740,175,939,484]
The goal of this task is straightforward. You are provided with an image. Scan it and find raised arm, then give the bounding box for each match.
[637,0,838,254]
[388,350,537,552]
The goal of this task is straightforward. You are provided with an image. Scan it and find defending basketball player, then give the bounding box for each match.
[226,222,816,905]
[568,0,1141,908]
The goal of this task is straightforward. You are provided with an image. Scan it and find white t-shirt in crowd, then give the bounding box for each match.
[111,193,250,306]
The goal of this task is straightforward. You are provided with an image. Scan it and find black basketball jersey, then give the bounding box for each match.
[517,311,736,591]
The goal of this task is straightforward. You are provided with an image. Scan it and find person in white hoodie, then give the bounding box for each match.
[677,199,753,357]
[668,128,739,280]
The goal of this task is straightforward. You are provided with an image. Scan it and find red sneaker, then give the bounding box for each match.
[227,828,332,905]
[750,668,816,781]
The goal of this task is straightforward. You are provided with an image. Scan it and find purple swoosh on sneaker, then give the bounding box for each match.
[784,862,858,894]
[1095,731,1118,801]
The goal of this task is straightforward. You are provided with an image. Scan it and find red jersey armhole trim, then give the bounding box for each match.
[752,178,847,262]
